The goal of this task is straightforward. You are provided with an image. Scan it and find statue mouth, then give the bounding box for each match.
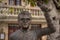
[22,27,29,31]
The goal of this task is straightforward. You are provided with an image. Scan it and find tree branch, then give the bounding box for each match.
[53,0,60,8]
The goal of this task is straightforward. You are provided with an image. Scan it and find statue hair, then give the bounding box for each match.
[18,11,31,21]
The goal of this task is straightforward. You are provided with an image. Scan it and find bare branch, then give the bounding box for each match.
[53,0,60,7]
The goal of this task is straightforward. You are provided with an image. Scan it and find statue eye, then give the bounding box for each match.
[20,18,24,20]
[27,18,31,20]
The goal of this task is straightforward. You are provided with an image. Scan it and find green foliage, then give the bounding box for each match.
[27,0,49,6]
[0,0,3,3]
[27,0,36,7]
[59,0,60,4]
[43,0,49,4]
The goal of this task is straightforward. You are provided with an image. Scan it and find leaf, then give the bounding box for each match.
[27,0,36,6]
[43,0,49,4]
[9,7,14,13]
[0,0,3,3]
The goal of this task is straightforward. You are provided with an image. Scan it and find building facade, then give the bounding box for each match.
[0,0,47,40]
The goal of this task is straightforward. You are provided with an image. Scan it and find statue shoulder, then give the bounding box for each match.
[9,30,21,38]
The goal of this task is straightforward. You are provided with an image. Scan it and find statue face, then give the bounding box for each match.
[18,13,31,28]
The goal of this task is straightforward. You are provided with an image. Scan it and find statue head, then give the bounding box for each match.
[18,11,31,28]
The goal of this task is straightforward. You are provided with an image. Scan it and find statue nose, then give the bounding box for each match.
[23,19,27,23]
[24,20,27,23]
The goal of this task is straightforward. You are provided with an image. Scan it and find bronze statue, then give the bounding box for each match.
[9,11,55,40]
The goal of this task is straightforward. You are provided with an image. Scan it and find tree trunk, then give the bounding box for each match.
[46,0,59,40]
[37,0,59,40]
[37,0,60,40]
